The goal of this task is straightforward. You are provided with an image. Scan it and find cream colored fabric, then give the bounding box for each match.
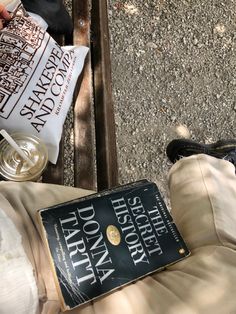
[0,0,13,6]
[0,208,38,314]
[168,154,236,250]
[0,154,236,313]
[1,0,19,11]
[0,181,93,314]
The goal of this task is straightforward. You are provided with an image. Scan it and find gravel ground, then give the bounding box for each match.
[108,0,236,200]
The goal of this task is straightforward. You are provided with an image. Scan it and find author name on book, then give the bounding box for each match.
[56,193,169,288]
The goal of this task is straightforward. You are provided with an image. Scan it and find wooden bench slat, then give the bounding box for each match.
[43,0,118,191]
[91,0,118,191]
[42,135,64,185]
[73,0,96,191]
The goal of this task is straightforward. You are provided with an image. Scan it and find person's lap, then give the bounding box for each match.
[0,154,236,313]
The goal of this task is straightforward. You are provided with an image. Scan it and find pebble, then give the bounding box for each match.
[193,37,198,45]
[175,125,191,138]
[214,23,226,35]
[147,42,158,49]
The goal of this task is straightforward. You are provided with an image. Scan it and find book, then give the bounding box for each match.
[38,180,190,311]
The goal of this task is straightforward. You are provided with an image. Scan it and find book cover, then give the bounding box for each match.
[38,180,190,311]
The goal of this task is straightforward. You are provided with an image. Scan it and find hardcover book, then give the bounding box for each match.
[38,180,190,311]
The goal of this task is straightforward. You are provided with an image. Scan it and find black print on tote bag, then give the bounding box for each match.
[0,1,88,163]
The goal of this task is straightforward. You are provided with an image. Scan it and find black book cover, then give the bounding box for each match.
[38,180,190,311]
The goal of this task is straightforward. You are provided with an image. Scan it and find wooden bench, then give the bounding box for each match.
[42,0,118,192]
